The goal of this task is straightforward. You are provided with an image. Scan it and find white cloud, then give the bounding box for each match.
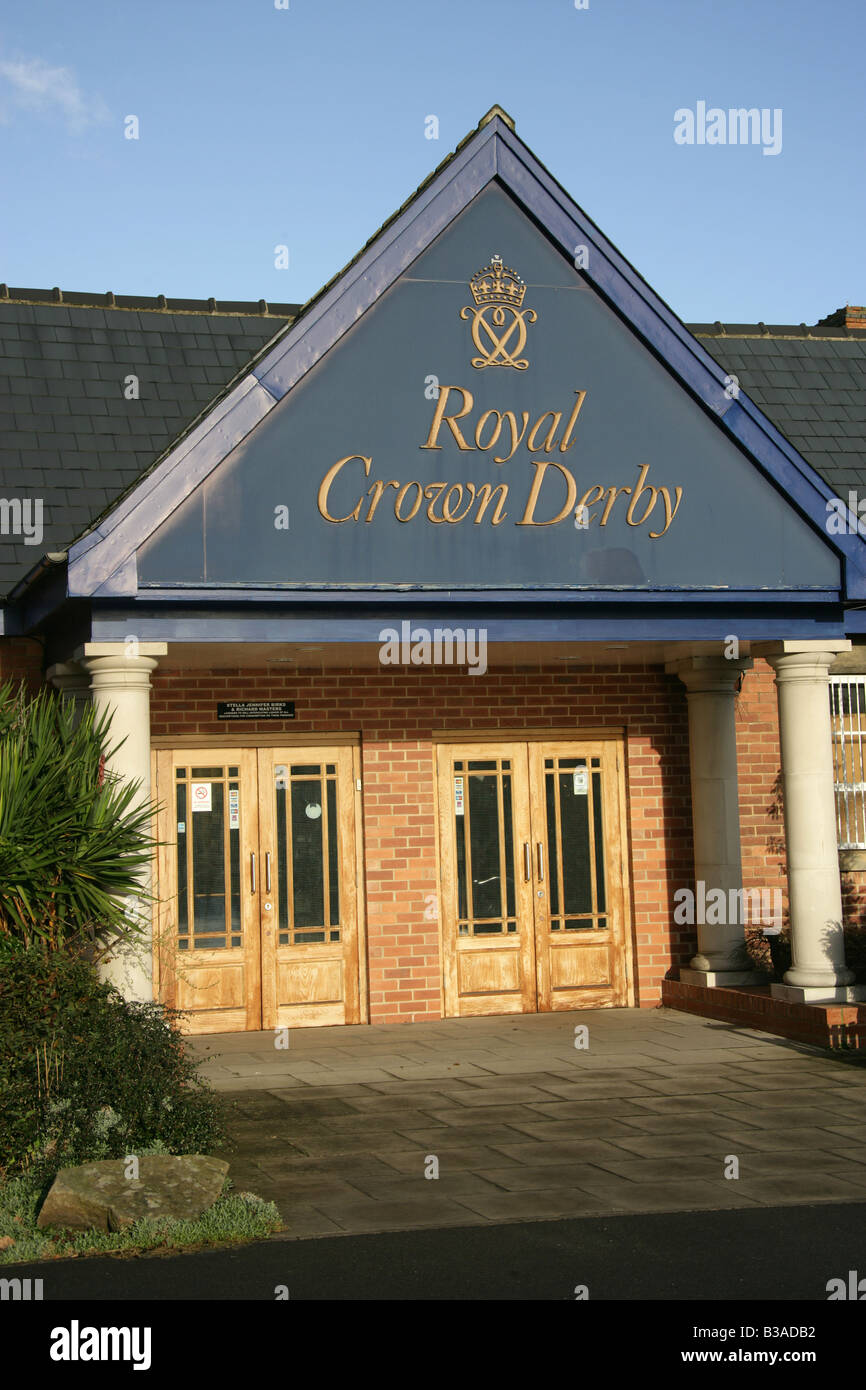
[0,55,110,133]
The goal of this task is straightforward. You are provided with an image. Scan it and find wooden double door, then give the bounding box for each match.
[153,746,362,1034]
[436,739,632,1016]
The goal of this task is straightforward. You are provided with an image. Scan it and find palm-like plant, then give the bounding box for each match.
[0,682,159,956]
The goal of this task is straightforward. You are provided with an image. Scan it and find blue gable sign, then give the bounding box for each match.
[137,184,837,593]
[67,111,859,615]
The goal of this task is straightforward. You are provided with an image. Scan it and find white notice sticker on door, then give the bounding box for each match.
[573,768,588,796]
[454,776,464,816]
[229,787,239,829]
[191,782,212,812]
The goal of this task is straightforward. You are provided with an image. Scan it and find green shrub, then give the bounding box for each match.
[744,924,792,980]
[0,681,158,958]
[746,921,866,983]
[744,924,775,977]
[0,947,223,1181]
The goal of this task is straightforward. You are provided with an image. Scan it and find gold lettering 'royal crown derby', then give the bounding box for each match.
[460,254,537,370]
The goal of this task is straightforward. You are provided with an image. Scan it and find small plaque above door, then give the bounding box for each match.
[217,701,296,720]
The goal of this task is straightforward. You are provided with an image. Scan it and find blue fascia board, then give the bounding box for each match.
[89,603,848,646]
[64,115,865,606]
[4,583,842,642]
[132,586,839,605]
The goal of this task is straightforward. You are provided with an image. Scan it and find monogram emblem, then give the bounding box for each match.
[460,255,537,370]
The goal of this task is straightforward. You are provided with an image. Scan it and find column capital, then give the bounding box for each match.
[46,660,91,694]
[76,643,166,687]
[47,661,91,725]
[75,641,167,661]
[752,639,851,669]
[756,645,851,684]
[665,653,752,695]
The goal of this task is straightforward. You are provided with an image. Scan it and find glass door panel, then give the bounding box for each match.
[274,762,342,945]
[454,759,517,936]
[544,756,607,933]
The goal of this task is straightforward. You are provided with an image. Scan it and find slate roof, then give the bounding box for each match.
[692,323,866,496]
[0,289,299,598]
[1,286,865,602]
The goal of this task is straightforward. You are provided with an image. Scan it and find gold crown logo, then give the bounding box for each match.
[467,255,526,310]
[460,254,537,369]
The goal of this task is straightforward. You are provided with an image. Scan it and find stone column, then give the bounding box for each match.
[76,641,167,1003]
[754,640,863,1002]
[47,661,91,725]
[666,653,758,985]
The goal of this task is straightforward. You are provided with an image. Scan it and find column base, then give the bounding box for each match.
[770,982,866,1005]
[680,967,764,988]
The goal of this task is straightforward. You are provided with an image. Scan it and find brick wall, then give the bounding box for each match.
[0,637,43,691]
[841,874,866,927]
[151,662,703,1020]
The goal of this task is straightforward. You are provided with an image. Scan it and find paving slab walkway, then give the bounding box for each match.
[187,1008,866,1239]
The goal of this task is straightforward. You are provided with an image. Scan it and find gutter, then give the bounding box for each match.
[2,552,69,634]
[7,552,68,603]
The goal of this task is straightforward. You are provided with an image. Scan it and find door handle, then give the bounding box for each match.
[266,852,272,894]
[250,852,256,893]
[536,842,544,882]
[523,842,531,881]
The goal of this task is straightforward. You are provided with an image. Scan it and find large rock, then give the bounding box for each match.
[37,1154,229,1232]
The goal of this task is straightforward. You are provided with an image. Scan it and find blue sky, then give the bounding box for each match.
[0,0,863,323]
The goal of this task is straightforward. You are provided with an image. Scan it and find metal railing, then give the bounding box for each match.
[830,677,866,849]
